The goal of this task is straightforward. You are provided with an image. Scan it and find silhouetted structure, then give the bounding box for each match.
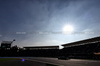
[0,37,100,60]
[0,40,16,56]
[21,46,59,57]
[1,39,15,49]
[61,36,100,59]
[24,46,59,50]
[1,41,12,49]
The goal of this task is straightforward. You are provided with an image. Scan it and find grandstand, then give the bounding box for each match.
[1,37,100,59]
[61,36,100,59]
[21,46,59,57]
[23,46,59,50]
[62,36,100,48]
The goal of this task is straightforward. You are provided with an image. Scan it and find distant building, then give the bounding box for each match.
[23,46,59,50]
[23,46,59,57]
[0,40,15,49]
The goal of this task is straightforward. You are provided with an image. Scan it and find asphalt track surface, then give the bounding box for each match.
[25,57,100,66]
[0,59,45,66]
[0,57,100,66]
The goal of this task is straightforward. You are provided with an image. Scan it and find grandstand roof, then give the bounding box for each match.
[23,46,59,49]
[62,36,100,47]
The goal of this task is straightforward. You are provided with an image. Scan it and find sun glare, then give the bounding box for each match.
[63,25,74,34]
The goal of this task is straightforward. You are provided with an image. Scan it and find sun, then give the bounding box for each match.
[63,25,74,34]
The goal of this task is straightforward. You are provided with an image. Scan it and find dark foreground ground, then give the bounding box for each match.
[0,59,46,66]
[25,57,100,66]
[0,57,100,66]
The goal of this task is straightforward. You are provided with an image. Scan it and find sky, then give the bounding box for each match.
[0,0,100,48]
